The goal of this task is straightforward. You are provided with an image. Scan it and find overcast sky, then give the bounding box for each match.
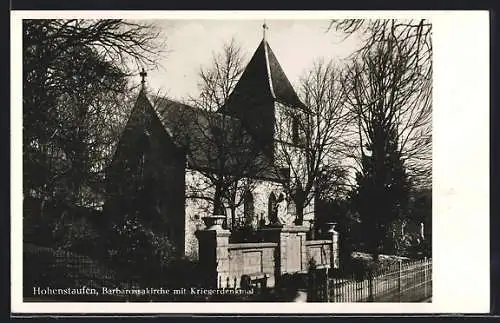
[136,19,363,101]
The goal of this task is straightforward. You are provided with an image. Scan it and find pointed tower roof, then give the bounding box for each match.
[222,37,310,114]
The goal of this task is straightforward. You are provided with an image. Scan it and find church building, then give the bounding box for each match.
[106,27,317,260]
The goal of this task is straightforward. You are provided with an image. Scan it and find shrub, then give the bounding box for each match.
[23,243,129,301]
[341,252,407,281]
[24,197,104,259]
[229,224,263,243]
[51,213,101,256]
[396,232,430,259]
[104,211,178,285]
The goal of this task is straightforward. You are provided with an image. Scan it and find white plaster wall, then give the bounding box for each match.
[232,178,314,226]
[250,179,284,224]
[222,178,284,228]
[184,169,286,258]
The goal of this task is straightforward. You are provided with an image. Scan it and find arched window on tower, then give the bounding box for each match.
[243,190,255,227]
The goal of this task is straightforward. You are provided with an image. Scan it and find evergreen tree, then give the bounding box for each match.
[339,22,431,259]
[352,127,410,259]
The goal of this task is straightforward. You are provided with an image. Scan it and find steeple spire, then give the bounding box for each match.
[139,67,147,87]
[262,20,269,41]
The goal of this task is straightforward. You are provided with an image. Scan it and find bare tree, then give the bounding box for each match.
[181,38,270,229]
[337,20,432,257]
[187,111,270,229]
[23,19,164,247]
[273,59,352,225]
[196,37,246,112]
[329,19,432,80]
[331,19,432,188]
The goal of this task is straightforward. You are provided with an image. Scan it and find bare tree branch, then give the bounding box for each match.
[333,19,432,189]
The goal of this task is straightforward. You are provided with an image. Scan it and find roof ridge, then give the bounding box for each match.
[263,40,276,99]
[152,95,244,124]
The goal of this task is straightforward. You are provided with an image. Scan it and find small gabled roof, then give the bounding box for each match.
[222,39,310,114]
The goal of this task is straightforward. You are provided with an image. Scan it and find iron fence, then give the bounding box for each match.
[309,258,432,302]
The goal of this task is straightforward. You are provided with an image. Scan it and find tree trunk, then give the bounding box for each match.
[294,197,305,226]
[230,206,236,230]
[292,183,306,226]
[213,183,224,216]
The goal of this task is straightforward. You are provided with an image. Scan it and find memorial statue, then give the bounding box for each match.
[277,192,294,225]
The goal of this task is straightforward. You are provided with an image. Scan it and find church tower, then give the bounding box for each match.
[220,23,311,168]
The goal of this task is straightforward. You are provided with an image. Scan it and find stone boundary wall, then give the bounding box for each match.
[196,216,339,289]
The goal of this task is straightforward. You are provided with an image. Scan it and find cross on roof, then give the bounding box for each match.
[139,67,147,85]
[263,20,269,41]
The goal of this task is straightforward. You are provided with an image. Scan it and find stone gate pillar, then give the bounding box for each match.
[327,222,340,269]
[279,225,310,275]
[195,215,230,288]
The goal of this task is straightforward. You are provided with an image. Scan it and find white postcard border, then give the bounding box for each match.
[10,10,490,314]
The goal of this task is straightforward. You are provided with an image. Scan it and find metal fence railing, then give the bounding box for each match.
[309,258,432,302]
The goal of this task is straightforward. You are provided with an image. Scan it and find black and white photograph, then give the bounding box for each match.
[12,11,489,313]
